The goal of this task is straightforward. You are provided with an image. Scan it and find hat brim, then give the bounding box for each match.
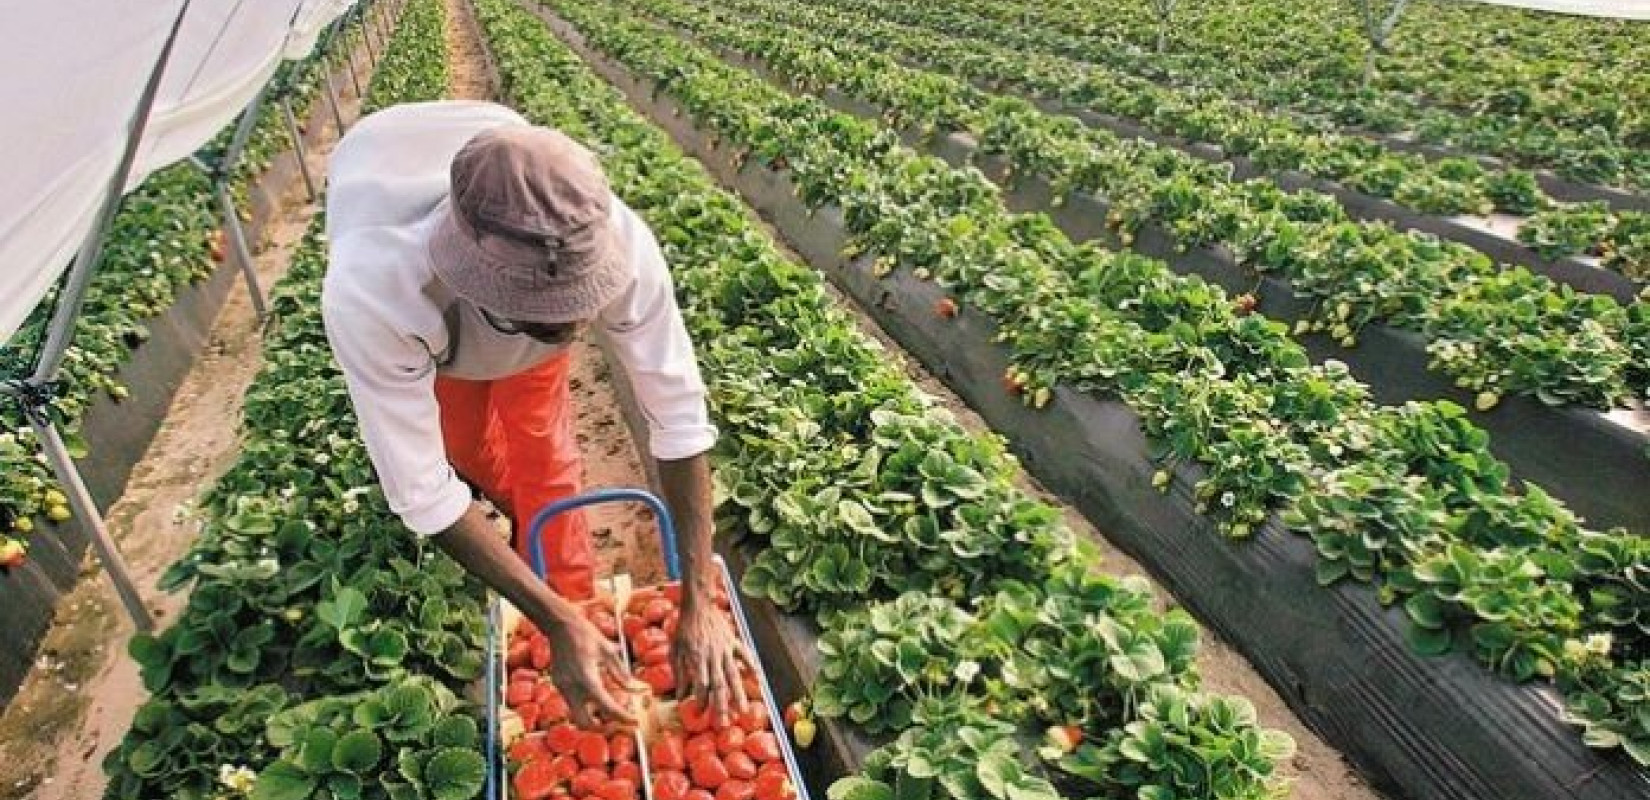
[427,204,633,324]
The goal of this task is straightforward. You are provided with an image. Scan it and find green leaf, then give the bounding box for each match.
[893,772,933,800]
[1404,624,1453,656]
[1404,593,1447,630]
[424,747,487,800]
[332,728,384,774]
[319,586,368,630]
[253,761,317,800]
[828,776,895,800]
[974,752,1021,800]
[298,727,338,773]
[431,715,480,749]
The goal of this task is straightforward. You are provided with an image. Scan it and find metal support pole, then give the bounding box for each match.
[280,95,317,202]
[29,414,154,632]
[321,21,349,132]
[218,185,265,319]
[323,63,348,133]
[360,8,378,65]
[214,85,273,320]
[344,35,365,98]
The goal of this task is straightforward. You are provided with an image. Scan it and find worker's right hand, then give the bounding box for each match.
[542,612,638,730]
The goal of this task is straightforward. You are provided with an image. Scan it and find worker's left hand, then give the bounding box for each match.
[672,599,753,725]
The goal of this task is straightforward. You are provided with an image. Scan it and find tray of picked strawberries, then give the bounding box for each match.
[486,489,810,800]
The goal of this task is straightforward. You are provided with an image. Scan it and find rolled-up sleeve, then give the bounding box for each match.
[600,204,719,461]
[322,257,472,535]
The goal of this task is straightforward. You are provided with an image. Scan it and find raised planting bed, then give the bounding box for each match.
[646,4,1643,304]
[560,4,1650,536]
[793,0,1650,215]
[527,7,1650,799]
[684,39,1650,535]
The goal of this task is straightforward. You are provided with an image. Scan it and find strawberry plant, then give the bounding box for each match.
[830,707,1061,800]
[812,592,981,734]
[253,677,486,800]
[1051,685,1296,800]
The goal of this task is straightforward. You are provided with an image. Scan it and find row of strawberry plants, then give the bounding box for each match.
[779,0,1650,272]
[475,1,1300,796]
[98,5,492,800]
[0,11,377,562]
[849,0,1650,195]
[730,0,1650,288]
[617,0,1650,412]
[527,0,1650,765]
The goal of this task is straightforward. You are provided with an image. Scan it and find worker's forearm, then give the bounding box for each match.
[657,453,718,605]
[430,502,581,632]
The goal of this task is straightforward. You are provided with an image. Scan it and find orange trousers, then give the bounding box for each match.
[434,351,595,600]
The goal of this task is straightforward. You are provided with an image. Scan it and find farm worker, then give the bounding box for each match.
[321,101,747,728]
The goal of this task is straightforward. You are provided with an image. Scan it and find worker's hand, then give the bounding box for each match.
[543,612,638,730]
[673,600,753,725]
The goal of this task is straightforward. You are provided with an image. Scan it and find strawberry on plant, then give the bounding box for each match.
[0,540,26,569]
[1044,724,1082,754]
[934,297,958,318]
[791,717,816,750]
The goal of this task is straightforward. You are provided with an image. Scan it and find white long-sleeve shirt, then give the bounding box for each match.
[321,101,717,535]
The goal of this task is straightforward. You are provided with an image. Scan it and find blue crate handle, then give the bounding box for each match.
[525,487,682,581]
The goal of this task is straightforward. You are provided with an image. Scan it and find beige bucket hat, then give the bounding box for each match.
[428,125,630,323]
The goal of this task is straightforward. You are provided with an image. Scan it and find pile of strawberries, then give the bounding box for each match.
[502,584,801,800]
[648,696,795,800]
[505,603,644,800]
[619,583,739,698]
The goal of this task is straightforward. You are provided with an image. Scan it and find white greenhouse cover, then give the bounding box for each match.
[1468,0,1650,19]
[0,0,360,344]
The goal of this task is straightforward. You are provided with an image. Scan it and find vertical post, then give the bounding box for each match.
[344,33,365,97]
[323,61,348,133]
[321,19,349,132]
[280,94,318,202]
[28,413,153,632]
[215,85,273,320]
[360,7,379,65]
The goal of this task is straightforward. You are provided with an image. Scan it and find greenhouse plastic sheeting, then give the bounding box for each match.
[0,0,356,345]
[1468,0,1650,19]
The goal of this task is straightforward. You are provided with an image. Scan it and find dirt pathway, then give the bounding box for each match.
[0,52,374,800]
[444,0,663,584]
[446,0,496,101]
